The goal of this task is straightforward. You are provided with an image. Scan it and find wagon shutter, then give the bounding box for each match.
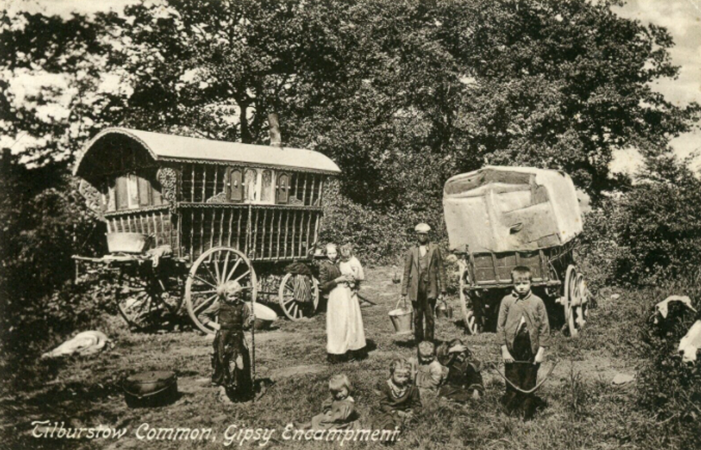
[138,175,151,206]
[116,176,129,210]
[228,168,243,202]
[277,173,289,204]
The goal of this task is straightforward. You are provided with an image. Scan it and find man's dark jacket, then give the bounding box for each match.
[400,243,447,301]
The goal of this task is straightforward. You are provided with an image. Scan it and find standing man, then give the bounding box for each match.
[401,223,447,342]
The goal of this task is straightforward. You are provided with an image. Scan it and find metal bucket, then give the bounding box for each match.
[435,299,454,319]
[389,308,413,334]
[107,232,149,253]
[389,297,413,335]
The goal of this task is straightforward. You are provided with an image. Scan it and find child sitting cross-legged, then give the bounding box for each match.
[437,339,484,403]
[410,341,448,399]
[374,359,422,431]
[302,374,360,431]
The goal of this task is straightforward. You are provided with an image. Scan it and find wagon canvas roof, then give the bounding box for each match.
[74,127,341,177]
[443,166,583,253]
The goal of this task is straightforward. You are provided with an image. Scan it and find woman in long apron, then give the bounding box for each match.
[339,244,367,360]
[318,243,355,363]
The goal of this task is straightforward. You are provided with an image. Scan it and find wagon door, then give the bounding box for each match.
[228,168,244,202]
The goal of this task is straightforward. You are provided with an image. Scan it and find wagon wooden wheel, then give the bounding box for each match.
[458,260,480,335]
[278,273,319,321]
[563,265,588,337]
[115,267,183,331]
[185,247,258,334]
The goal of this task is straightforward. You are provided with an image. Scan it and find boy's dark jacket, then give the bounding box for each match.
[400,243,447,301]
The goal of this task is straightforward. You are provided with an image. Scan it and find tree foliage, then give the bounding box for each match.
[4,0,697,202]
[614,155,701,284]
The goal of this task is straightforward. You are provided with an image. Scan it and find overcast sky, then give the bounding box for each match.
[612,0,701,173]
[7,0,701,173]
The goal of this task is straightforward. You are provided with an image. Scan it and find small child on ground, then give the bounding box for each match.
[375,359,422,431]
[410,341,448,399]
[496,266,550,420]
[438,339,484,403]
[304,374,360,430]
[198,281,254,403]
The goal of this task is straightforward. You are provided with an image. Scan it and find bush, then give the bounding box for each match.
[320,179,448,266]
[0,153,106,359]
[577,200,625,290]
[636,279,701,448]
[613,157,701,285]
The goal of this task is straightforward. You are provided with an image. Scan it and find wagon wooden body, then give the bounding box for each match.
[443,166,588,336]
[74,127,340,333]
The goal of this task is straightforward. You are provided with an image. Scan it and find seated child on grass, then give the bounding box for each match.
[438,339,484,403]
[198,281,254,403]
[410,341,448,398]
[303,374,360,430]
[375,359,422,431]
[496,266,550,420]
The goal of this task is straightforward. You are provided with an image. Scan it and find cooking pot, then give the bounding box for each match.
[123,370,178,407]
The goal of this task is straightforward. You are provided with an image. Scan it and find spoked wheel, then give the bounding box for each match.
[185,247,258,334]
[278,273,319,321]
[458,260,480,335]
[563,265,588,337]
[115,266,183,331]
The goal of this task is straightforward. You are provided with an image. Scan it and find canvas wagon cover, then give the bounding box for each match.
[443,166,583,253]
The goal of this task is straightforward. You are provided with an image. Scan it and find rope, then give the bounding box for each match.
[489,361,558,395]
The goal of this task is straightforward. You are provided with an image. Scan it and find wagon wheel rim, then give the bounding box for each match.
[458,261,479,335]
[564,265,578,337]
[185,247,258,334]
[573,274,588,329]
[279,273,319,321]
[115,272,160,330]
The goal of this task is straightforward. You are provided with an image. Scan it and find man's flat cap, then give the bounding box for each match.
[415,223,431,233]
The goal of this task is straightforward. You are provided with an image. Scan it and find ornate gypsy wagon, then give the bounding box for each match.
[73,127,340,333]
[443,166,589,337]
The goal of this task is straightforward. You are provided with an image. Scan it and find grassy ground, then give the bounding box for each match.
[0,266,686,449]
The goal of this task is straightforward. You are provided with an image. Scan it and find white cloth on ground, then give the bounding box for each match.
[41,331,110,359]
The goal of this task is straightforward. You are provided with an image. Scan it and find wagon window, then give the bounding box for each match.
[109,172,163,211]
[260,170,274,203]
[277,173,290,204]
[244,169,258,201]
[228,168,243,202]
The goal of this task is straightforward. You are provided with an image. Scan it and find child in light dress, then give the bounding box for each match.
[303,374,360,430]
[339,243,364,292]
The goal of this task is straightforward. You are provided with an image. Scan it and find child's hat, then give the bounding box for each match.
[414,223,431,233]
